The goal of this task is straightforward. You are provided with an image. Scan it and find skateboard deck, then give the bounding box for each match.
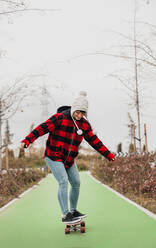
[64,218,86,234]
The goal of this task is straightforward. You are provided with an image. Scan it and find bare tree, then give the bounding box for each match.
[3,119,13,169]
[0,77,33,169]
[108,0,155,153]
[67,0,155,153]
[133,0,141,152]
[0,73,63,169]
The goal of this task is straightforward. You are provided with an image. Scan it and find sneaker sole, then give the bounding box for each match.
[62,218,81,224]
[73,214,87,219]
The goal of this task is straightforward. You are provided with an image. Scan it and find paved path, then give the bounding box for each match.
[0,172,156,248]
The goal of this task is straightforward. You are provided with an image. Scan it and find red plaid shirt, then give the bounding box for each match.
[21,108,114,168]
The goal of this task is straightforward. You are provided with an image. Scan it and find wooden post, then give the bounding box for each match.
[133,124,137,155]
[144,123,148,154]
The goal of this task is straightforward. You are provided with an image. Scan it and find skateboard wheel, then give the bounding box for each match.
[81,221,85,227]
[80,227,86,233]
[65,228,70,234]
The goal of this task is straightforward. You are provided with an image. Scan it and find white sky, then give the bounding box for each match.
[0,0,156,153]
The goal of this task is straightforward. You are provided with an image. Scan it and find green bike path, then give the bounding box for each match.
[0,172,156,248]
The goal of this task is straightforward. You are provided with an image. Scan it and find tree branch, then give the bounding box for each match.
[0,7,61,15]
[136,21,156,30]
[68,51,156,68]
[109,74,135,93]
[0,0,25,6]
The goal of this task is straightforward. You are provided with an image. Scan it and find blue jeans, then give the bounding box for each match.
[45,157,80,215]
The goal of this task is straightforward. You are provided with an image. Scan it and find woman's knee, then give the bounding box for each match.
[59,177,68,186]
[70,177,80,188]
[76,178,80,187]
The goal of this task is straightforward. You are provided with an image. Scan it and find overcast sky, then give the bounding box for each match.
[0,0,156,153]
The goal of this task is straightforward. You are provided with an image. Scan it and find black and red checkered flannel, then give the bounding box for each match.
[21,107,114,168]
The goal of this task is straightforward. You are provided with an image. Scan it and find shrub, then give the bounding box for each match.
[92,155,156,196]
[0,169,46,207]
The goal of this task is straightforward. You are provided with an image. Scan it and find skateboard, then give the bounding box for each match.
[64,218,86,234]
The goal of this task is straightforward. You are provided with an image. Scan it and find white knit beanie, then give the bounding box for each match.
[71,91,88,117]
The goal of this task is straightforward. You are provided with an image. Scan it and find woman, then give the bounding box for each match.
[21,91,115,224]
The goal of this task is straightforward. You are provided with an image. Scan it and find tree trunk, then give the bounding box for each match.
[133,124,137,155]
[144,123,148,154]
[134,0,142,153]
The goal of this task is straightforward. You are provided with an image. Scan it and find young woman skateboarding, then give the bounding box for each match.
[21,91,115,224]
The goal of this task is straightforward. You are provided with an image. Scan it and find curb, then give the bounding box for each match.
[87,171,156,221]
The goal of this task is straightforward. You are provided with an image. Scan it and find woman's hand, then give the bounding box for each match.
[21,142,27,149]
[107,152,116,161]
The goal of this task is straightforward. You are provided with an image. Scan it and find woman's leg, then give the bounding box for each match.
[45,157,69,215]
[66,163,80,212]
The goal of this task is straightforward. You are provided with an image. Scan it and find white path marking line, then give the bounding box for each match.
[87,171,156,221]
